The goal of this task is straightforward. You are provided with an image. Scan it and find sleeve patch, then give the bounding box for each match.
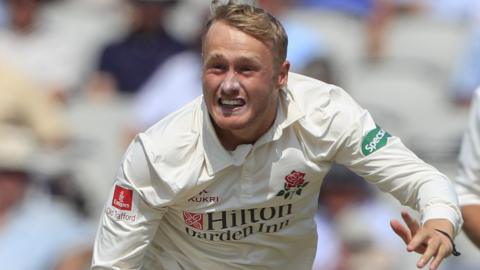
[361,126,391,156]
[112,185,133,211]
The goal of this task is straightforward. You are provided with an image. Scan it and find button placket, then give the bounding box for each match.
[239,149,256,198]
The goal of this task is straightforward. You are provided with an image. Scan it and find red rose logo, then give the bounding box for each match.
[276,170,309,199]
[285,171,305,188]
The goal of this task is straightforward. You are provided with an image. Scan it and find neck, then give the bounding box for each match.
[213,108,278,151]
[215,127,257,151]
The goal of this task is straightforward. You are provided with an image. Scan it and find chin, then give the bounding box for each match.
[213,115,249,132]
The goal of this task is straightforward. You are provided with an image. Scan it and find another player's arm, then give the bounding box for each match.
[462,205,480,248]
[456,89,480,248]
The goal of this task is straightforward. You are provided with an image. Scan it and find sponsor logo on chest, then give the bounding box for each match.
[183,203,293,241]
[181,170,309,241]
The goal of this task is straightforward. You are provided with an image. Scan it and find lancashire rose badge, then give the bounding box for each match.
[276,170,309,199]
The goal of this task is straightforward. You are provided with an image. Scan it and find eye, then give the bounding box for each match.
[238,65,257,75]
[215,64,227,70]
[239,66,252,72]
[207,63,227,73]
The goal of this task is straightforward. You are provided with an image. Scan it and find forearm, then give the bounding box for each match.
[414,174,463,236]
[461,205,480,248]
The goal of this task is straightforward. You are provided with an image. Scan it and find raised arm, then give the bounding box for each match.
[329,89,462,270]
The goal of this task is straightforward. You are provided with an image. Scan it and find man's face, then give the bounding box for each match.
[202,21,288,146]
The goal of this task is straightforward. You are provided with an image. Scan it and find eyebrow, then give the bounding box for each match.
[204,53,262,65]
[236,56,262,65]
[204,53,226,65]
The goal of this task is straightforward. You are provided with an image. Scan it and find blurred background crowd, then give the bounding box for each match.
[1,0,479,269]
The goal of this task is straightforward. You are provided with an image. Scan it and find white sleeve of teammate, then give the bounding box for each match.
[331,90,462,235]
[456,88,480,206]
[92,137,175,269]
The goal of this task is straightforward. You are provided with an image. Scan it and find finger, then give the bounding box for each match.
[434,230,454,255]
[417,238,440,269]
[429,243,450,270]
[390,219,412,245]
[401,211,420,236]
[407,230,428,253]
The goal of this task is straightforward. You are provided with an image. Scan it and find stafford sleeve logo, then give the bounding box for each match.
[361,125,391,156]
[276,170,309,199]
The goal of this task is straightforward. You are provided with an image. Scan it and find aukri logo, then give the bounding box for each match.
[188,189,220,204]
[112,185,133,210]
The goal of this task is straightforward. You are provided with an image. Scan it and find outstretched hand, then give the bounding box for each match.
[390,211,454,270]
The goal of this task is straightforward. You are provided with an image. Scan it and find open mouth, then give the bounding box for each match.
[218,98,245,109]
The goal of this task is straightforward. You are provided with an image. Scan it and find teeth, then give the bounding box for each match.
[221,99,243,106]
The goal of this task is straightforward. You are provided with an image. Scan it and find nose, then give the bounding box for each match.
[220,71,240,95]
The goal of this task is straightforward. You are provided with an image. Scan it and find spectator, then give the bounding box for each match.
[132,49,202,131]
[449,1,480,105]
[0,59,67,147]
[0,125,93,270]
[258,0,333,81]
[89,0,186,97]
[0,0,90,101]
[300,0,394,62]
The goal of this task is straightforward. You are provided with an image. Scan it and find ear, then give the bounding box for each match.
[277,60,290,88]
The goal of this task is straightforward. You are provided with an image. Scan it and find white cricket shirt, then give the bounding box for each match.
[456,87,480,206]
[92,73,462,270]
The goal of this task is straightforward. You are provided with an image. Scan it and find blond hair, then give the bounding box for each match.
[203,1,288,65]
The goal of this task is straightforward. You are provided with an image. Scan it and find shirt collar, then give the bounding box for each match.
[201,85,305,175]
[201,101,232,175]
[275,86,304,139]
